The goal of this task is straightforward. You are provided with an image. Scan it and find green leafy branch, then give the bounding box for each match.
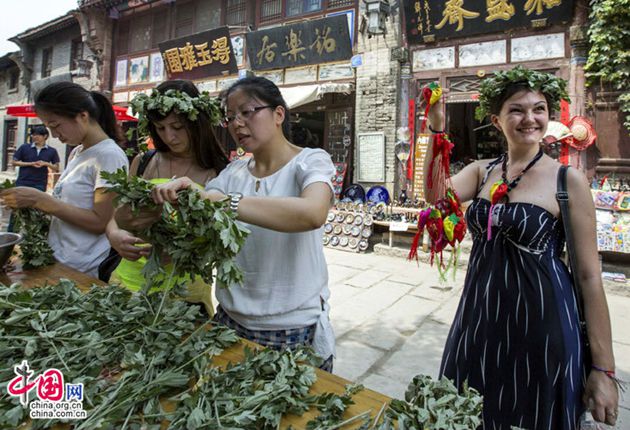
[585,0,630,131]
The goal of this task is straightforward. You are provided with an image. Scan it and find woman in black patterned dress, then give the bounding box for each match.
[423,68,618,429]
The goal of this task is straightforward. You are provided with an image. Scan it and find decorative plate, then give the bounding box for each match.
[330,236,340,246]
[339,236,349,247]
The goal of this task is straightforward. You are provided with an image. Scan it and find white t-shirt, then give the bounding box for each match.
[48,139,128,277]
[206,148,336,359]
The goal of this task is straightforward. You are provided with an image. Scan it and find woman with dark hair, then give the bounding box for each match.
[107,80,228,314]
[121,76,336,370]
[0,82,128,276]
[424,67,619,428]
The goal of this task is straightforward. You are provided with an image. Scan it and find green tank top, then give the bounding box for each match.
[112,178,185,292]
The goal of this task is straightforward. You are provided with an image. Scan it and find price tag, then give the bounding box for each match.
[389,221,409,232]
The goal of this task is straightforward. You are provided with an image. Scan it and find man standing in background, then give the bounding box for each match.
[12,125,60,191]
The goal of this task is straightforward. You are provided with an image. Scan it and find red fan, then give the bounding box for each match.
[568,116,597,151]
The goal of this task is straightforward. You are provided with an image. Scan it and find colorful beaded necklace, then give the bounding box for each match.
[487,148,544,240]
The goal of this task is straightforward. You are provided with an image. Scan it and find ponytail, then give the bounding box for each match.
[90,91,121,142]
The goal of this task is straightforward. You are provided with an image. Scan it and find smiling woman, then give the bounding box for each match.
[0,82,129,276]
[422,67,620,429]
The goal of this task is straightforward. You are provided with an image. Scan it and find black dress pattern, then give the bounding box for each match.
[440,163,587,430]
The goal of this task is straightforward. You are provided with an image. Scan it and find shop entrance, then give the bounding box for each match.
[446,102,503,174]
[290,111,325,149]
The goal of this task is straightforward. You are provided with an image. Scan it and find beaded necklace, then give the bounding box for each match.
[487,148,544,240]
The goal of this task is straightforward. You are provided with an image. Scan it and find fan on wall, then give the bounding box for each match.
[568,116,597,151]
[542,120,572,159]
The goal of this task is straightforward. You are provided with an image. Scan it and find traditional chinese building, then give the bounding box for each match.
[401,0,618,191]
[89,0,357,180]
[0,10,102,173]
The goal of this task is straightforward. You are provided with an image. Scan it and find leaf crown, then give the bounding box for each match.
[129,89,223,139]
[475,66,570,121]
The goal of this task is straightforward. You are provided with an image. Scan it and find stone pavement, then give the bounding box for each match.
[324,247,630,428]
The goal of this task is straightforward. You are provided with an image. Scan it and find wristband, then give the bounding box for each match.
[428,125,444,134]
[592,365,627,391]
[591,364,615,378]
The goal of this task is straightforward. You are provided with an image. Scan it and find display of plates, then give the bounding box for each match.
[359,239,369,251]
[335,213,345,223]
[339,236,349,247]
[333,225,342,235]
[361,227,372,238]
[349,238,358,248]
[354,215,363,225]
[323,235,330,245]
[327,212,335,222]
[324,223,333,234]
[345,213,355,224]
[351,226,361,237]
[367,185,391,205]
[342,224,353,235]
[331,236,340,246]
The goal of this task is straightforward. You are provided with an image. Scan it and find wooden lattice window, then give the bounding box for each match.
[226,0,247,26]
[327,0,354,9]
[260,0,282,23]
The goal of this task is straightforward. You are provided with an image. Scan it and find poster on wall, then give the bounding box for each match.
[357,132,385,183]
[150,52,164,82]
[115,59,128,87]
[128,56,149,84]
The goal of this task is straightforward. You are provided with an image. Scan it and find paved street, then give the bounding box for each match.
[324,248,630,428]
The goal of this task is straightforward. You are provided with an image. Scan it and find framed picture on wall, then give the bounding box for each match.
[150,52,164,82]
[115,59,128,87]
[357,132,385,182]
[129,56,149,84]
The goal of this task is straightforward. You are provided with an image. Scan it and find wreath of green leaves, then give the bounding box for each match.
[475,66,570,121]
[128,89,223,139]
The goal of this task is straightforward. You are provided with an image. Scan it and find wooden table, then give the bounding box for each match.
[3,260,391,428]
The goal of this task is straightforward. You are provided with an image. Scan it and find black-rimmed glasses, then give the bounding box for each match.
[221,105,275,128]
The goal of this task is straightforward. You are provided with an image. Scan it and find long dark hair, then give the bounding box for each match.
[148,80,228,173]
[221,77,292,142]
[34,82,121,142]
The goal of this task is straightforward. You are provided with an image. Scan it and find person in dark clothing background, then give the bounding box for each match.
[12,125,60,191]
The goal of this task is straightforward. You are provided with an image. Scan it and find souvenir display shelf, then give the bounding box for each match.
[323,205,374,253]
[593,189,630,254]
[372,205,426,248]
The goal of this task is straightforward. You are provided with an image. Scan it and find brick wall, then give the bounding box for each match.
[354,1,402,194]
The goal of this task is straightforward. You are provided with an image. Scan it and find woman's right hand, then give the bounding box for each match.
[152,177,195,204]
[114,204,161,232]
[107,227,152,261]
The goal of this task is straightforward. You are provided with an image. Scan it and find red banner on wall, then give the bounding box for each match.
[407,98,415,180]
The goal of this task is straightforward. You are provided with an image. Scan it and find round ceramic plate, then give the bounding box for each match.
[322,235,330,245]
[330,236,340,246]
[354,215,364,225]
[359,239,369,251]
[351,226,361,237]
[324,223,333,234]
[333,225,342,235]
[339,236,349,247]
[335,213,345,223]
[342,224,353,235]
[349,238,358,248]
[361,228,372,238]
[345,213,355,224]
[327,212,335,222]
[364,216,373,226]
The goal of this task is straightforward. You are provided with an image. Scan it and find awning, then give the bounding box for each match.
[280,82,354,109]
[6,104,137,122]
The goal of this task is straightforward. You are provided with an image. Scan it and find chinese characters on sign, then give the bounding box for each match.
[159,27,237,80]
[6,360,87,420]
[246,15,352,71]
[404,0,573,43]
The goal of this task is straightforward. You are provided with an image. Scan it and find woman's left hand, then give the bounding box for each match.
[583,369,619,426]
[0,187,46,209]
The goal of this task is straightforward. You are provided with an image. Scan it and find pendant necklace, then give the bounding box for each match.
[487,148,544,240]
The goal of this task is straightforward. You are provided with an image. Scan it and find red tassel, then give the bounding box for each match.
[408,228,422,261]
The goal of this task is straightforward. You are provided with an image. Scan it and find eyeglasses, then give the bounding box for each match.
[221,105,275,128]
